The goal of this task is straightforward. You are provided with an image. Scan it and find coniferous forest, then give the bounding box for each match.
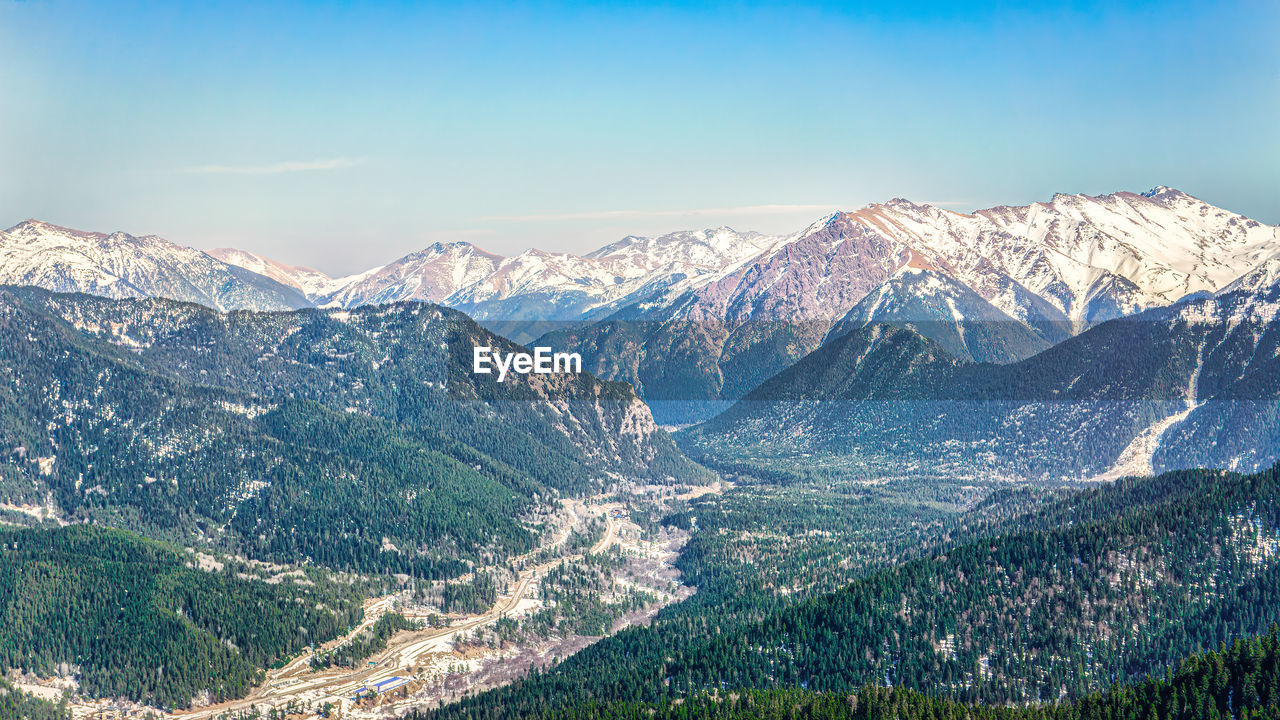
[0,524,363,708]
[467,629,1280,720]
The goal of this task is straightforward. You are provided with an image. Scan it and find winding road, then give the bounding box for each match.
[164,503,622,720]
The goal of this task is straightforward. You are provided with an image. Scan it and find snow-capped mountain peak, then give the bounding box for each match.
[207,247,343,299]
[1141,185,1189,202]
[0,220,311,311]
[318,240,503,308]
[8,219,109,240]
[586,226,779,272]
[815,188,1280,333]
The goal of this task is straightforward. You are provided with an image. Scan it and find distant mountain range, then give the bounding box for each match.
[4,188,1278,425]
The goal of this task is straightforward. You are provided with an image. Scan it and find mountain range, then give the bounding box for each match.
[3,187,1278,428]
[539,188,1280,420]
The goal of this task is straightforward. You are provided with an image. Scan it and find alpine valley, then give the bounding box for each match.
[5,186,1280,720]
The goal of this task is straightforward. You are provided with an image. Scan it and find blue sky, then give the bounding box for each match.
[1,1,1276,275]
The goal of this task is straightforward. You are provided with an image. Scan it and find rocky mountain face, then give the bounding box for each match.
[0,286,704,572]
[680,270,1280,481]
[0,221,312,311]
[532,217,906,421]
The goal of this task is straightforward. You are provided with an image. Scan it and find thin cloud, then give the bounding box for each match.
[481,203,842,223]
[186,158,365,175]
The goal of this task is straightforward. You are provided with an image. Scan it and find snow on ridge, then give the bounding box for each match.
[320,241,503,307]
[325,226,793,318]
[1221,257,1280,296]
[208,247,343,298]
[0,221,310,312]
[5,188,1276,332]
[826,188,1280,329]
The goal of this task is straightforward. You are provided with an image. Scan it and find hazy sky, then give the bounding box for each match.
[1,1,1277,276]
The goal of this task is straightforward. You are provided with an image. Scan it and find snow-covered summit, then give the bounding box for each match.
[0,220,310,311]
[319,241,502,308]
[811,188,1280,333]
[323,227,789,323]
[207,247,345,299]
[587,226,778,273]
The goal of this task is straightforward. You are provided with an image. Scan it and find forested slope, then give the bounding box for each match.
[0,525,362,708]
[666,465,1280,703]
[486,630,1280,720]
